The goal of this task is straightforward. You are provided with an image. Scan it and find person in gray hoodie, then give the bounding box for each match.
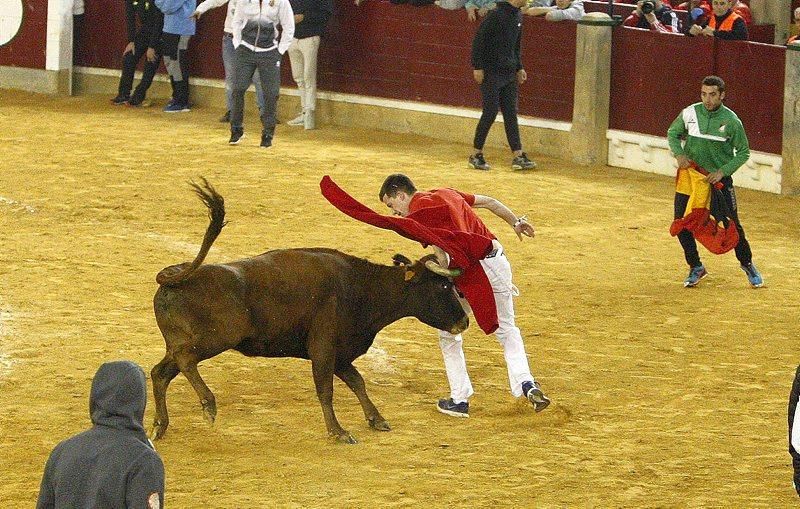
[36,361,165,509]
[524,0,584,21]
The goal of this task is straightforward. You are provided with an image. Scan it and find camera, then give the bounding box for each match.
[641,0,655,14]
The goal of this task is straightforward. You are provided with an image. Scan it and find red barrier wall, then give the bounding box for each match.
[0,0,48,69]
[610,26,783,154]
[715,40,784,154]
[76,0,577,121]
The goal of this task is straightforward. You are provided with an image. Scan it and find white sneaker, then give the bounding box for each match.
[286,113,304,126]
[304,110,316,130]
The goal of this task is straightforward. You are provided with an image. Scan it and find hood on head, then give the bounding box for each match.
[89,360,147,435]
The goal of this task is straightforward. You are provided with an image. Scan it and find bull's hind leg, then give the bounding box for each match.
[174,352,218,426]
[151,354,180,440]
[335,363,390,432]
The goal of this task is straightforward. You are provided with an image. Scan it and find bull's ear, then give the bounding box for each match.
[393,254,413,266]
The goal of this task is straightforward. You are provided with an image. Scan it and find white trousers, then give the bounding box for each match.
[287,35,321,113]
[438,241,534,403]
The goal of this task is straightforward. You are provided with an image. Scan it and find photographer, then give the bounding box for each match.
[622,0,680,33]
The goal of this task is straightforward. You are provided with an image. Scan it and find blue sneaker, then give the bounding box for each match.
[163,102,190,113]
[741,263,763,288]
[522,380,550,412]
[437,398,469,418]
[683,265,708,288]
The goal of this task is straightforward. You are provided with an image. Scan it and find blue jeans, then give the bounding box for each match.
[222,34,265,114]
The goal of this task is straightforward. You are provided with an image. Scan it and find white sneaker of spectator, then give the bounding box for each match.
[287,112,305,126]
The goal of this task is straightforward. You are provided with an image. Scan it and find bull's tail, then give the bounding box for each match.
[156,178,227,287]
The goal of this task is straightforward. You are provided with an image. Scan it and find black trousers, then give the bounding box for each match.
[161,33,190,104]
[473,70,521,152]
[117,31,162,103]
[673,176,752,267]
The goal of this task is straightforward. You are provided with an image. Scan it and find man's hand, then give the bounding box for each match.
[478,6,488,16]
[191,10,202,19]
[516,69,527,85]
[123,42,135,55]
[294,13,304,23]
[467,7,477,21]
[473,69,484,84]
[513,216,535,240]
[675,154,690,169]
[706,170,724,184]
[701,25,715,36]
[689,23,703,35]
[146,47,157,62]
[645,12,657,24]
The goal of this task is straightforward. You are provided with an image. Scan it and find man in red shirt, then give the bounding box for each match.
[379,174,550,417]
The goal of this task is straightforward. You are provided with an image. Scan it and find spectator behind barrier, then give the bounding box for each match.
[788,6,800,44]
[688,0,748,40]
[524,0,584,21]
[623,0,680,32]
[466,0,497,22]
[435,0,469,9]
[677,0,710,34]
[36,361,165,509]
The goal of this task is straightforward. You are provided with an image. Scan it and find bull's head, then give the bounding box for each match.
[392,254,469,335]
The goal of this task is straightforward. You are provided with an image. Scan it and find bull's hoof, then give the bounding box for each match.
[201,400,217,425]
[335,431,358,444]
[368,417,391,432]
[151,421,167,441]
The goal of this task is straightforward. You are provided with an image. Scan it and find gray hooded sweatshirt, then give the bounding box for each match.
[37,361,165,509]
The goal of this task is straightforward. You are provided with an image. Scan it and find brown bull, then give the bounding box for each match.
[151,180,469,444]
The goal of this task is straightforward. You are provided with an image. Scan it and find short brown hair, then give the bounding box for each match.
[702,75,726,93]
[379,174,417,200]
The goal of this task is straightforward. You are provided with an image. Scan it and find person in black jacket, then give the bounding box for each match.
[112,0,165,106]
[469,0,536,172]
[286,0,334,130]
[789,364,800,497]
[36,361,165,509]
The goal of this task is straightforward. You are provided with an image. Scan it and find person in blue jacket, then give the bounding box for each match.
[155,0,196,112]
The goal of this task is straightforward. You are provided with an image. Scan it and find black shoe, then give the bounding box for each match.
[111,95,129,105]
[522,380,550,413]
[260,133,272,148]
[229,130,245,145]
[468,153,491,171]
[219,110,231,123]
[511,152,537,170]
[436,398,469,418]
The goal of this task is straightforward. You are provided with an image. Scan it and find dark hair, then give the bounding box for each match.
[379,174,417,200]
[702,75,726,93]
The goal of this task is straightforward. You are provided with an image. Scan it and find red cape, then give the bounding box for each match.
[320,176,498,334]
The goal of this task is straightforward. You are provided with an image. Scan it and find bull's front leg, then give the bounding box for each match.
[310,355,356,444]
[308,314,356,444]
[335,362,390,432]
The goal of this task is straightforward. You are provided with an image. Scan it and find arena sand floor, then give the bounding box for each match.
[1,90,798,507]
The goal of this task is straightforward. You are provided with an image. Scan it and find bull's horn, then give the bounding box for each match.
[424,260,462,278]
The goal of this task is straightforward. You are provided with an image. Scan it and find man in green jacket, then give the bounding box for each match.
[667,75,763,288]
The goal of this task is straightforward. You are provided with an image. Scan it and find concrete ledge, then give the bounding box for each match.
[607,129,783,194]
[0,66,66,94]
[73,66,574,159]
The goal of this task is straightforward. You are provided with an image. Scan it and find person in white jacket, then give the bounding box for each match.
[524,0,584,21]
[228,0,294,148]
[193,0,267,122]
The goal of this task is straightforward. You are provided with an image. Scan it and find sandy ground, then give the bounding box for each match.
[1,90,799,507]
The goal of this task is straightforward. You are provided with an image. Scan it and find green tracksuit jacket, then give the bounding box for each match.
[667,102,750,177]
